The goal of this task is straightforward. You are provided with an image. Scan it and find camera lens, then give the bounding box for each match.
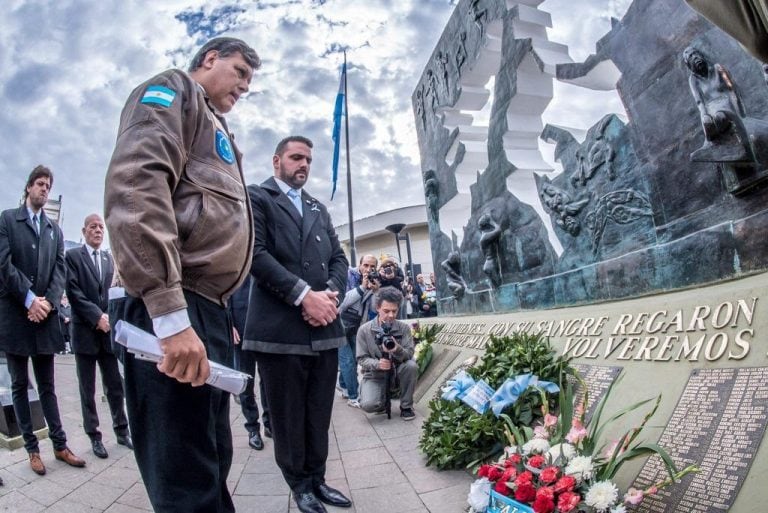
[385,339,396,350]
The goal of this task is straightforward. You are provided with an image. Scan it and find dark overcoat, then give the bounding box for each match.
[243,177,348,354]
[65,245,115,355]
[0,206,65,355]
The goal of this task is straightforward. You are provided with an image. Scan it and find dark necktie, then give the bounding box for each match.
[92,250,101,281]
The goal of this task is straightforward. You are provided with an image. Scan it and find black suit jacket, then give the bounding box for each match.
[0,205,66,355]
[243,177,348,354]
[65,245,115,355]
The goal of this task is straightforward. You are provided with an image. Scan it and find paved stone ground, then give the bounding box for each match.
[0,355,472,512]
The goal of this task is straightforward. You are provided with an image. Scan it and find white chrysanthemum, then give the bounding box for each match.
[547,443,576,462]
[522,438,550,455]
[585,480,619,511]
[564,455,594,480]
[611,505,627,513]
[467,478,492,512]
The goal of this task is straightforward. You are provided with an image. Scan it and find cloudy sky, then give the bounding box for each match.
[0,0,630,243]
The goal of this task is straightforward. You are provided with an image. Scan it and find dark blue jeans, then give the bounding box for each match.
[337,327,359,400]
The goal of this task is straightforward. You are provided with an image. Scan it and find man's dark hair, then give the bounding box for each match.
[375,286,403,309]
[24,165,53,198]
[275,135,314,156]
[188,37,261,72]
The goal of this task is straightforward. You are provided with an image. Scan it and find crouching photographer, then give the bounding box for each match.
[356,287,418,420]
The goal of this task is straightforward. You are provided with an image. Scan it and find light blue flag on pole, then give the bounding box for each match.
[331,61,346,201]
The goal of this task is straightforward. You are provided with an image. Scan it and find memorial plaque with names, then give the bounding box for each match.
[630,367,768,513]
[570,364,622,422]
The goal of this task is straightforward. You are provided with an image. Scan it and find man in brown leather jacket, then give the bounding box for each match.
[104,37,259,513]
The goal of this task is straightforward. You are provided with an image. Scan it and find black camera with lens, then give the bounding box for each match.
[375,324,397,351]
[367,270,381,283]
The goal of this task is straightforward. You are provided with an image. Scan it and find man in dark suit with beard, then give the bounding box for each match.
[243,135,351,513]
[65,213,131,459]
[0,165,85,475]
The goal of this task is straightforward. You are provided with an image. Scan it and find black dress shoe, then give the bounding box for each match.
[263,425,272,438]
[248,431,264,451]
[294,492,327,513]
[313,483,351,508]
[116,434,133,450]
[92,440,108,459]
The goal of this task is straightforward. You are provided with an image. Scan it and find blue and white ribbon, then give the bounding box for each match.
[489,374,560,417]
[441,370,476,401]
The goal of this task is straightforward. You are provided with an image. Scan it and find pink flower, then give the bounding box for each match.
[534,425,549,439]
[624,487,644,505]
[536,486,554,500]
[539,466,559,484]
[501,467,518,483]
[553,475,576,494]
[565,422,587,445]
[528,455,546,469]
[647,486,658,495]
[544,413,558,428]
[515,471,534,485]
[557,491,581,513]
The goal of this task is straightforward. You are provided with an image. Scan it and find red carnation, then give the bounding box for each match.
[532,495,555,513]
[515,471,534,486]
[536,486,554,500]
[553,475,576,494]
[478,464,491,478]
[539,466,559,484]
[509,453,522,464]
[528,455,546,468]
[557,491,581,513]
[487,465,504,481]
[494,479,511,496]
[515,482,537,503]
[501,467,518,482]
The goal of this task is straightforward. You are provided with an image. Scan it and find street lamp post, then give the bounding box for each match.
[385,223,414,281]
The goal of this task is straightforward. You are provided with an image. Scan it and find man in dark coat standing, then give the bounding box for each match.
[65,213,131,459]
[0,165,86,475]
[244,135,351,513]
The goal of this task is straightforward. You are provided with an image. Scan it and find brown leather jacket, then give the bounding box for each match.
[104,69,253,318]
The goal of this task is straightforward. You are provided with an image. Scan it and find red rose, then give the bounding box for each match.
[487,465,504,481]
[557,491,581,513]
[478,464,491,478]
[539,466,559,484]
[528,455,546,468]
[553,475,576,494]
[532,496,555,513]
[515,471,534,486]
[515,482,537,503]
[501,467,517,482]
[535,486,554,500]
[494,479,511,496]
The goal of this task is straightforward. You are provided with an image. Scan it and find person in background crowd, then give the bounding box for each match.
[65,214,132,460]
[338,265,381,408]
[339,254,377,398]
[244,135,351,513]
[0,166,86,476]
[346,254,377,292]
[104,37,260,512]
[229,275,271,450]
[58,293,72,354]
[421,273,438,318]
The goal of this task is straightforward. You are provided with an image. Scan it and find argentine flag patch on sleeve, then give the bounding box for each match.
[141,85,176,108]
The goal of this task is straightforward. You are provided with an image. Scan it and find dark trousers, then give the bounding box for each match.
[5,353,67,453]
[74,348,129,441]
[120,291,234,513]
[256,349,337,493]
[234,344,270,433]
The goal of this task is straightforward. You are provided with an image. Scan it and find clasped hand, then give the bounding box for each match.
[27,297,51,323]
[301,290,339,327]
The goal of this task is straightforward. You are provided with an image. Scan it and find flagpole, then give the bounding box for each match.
[343,50,357,265]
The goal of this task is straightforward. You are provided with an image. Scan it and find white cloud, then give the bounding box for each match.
[0,0,629,243]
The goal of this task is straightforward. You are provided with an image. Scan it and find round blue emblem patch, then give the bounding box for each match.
[215,130,235,164]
